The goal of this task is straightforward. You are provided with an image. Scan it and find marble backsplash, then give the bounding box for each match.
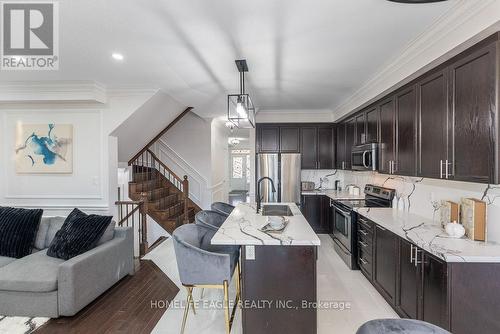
[301,169,500,243]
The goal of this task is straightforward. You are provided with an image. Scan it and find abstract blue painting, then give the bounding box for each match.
[15,124,73,173]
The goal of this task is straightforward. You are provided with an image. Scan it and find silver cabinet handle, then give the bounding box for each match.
[376,225,386,231]
[414,248,421,267]
[359,241,368,247]
[440,160,443,179]
[359,229,368,236]
[410,244,414,264]
[445,159,451,179]
[393,161,397,174]
[360,258,368,265]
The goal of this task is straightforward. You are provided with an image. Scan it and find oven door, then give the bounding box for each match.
[332,203,352,251]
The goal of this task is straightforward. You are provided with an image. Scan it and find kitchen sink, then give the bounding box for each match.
[261,204,294,216]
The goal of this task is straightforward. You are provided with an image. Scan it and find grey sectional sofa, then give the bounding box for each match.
[0,216,134,318]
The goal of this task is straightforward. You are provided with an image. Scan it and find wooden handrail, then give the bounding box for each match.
[128,107,193,165]
[145,149,183,184]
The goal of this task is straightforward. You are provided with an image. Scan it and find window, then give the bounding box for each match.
[232,157,243,178]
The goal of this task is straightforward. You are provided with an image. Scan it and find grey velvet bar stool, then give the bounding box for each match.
[211,202,235,217]
[356,319,451,334]
[172,224,241,334]
[194,210,227,231]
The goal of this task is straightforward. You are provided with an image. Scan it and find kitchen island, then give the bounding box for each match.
[211,203,321,334]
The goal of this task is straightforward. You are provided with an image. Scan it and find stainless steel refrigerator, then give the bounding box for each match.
[256,153,301,205]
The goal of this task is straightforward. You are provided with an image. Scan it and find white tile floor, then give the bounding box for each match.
[145,234,398,334]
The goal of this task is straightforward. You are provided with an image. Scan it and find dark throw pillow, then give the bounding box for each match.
[47,208,112,260]
[0,207,43,258]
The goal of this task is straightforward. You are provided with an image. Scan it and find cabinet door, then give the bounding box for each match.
[422,253,449,330]
[317,127,335,169]
[355,113,366,145]
[395,86,417,176]
[366,107,379,143]
[259,126,280,153]
[397,239,419,319]
[450,44,497,183]
[301,195,321,231]
[345,119,355,170]
[300,127,318,169]
[319,196,331,234]
[374,224,397,305]
[379,98,396,174]
[280,126,300,153]
[336,123,346,169]
[417,70,448,179]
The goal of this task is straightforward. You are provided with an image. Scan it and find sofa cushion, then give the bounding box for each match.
[0,256,15,268]
[44,216,66,248]
[97,220,116,246]
[47,209,112,260]
[34,217,51,249]
[0,250,64,292]
[0,207,43,258]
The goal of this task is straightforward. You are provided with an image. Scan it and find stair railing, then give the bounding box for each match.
[130,149,190,225]
[115,196,148,256]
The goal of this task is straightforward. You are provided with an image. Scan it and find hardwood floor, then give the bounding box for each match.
[35,260,179,334]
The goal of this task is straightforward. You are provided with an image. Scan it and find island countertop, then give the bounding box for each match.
[211,202,321,246]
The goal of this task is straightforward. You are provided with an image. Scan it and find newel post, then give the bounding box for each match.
[183,175,189,224]
[140,192,149,256]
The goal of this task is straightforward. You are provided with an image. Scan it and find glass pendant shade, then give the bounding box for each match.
[227,93,255,128]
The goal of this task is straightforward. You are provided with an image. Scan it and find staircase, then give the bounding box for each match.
[128,151,200,233]
[116,107,201,256]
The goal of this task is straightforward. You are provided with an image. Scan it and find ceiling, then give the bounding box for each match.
[0,0,457,116]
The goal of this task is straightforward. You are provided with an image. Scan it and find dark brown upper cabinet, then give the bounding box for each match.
[317,126,335,169]
[345,118,356,170]
[336,123,346,169]
[300,127,318,169]
[449,43,497,183]
[355,113,366,145]
[395,86,417,176]
[366,107,379,143]
[258,126,280,153]
[279,126,300,153]
[417,69,449,179]
[379,97,396,175]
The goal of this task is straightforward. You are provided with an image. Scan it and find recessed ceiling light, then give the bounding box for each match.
[112,53,124,61]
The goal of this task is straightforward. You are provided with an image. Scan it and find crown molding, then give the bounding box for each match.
[256,109,334,123]
[332,0,500,120]
[0,81,107,104]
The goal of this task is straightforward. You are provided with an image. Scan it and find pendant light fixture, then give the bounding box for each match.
[227,59,255,128]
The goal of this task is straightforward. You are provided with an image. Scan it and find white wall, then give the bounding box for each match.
[0,89,155,217]
[112,90,186,163]
[211,119,230,204]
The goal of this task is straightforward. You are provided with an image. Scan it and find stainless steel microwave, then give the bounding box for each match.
[351,143,379,171]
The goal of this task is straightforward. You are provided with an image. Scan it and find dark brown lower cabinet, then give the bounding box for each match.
[396,239,419,319]
[373,225,397,305]
[359,215,500,333]
[301,195,330,233]
[421,252,449,330]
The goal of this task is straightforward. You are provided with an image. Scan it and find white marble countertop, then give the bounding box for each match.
[211,203,321,246]
[301,189,365,200]
[356,208,500,263]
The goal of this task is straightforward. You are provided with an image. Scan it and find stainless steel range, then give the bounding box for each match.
[330,184,395,269]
